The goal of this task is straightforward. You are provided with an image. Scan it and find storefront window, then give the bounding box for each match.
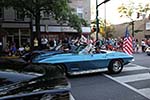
[0,7,3,19]
[67,0,72,3]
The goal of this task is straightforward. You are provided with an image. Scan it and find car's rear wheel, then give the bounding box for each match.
[108,59,123,74]
[57,64,68,76]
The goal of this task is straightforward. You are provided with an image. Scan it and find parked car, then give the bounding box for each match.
[32,44,134,75]
[22,44,76,62]
[0,58,70,100]
[145,46,150,56]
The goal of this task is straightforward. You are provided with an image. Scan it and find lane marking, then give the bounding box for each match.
[70,93,75,100]
[123,65,148,72]
[127,64,150,70]
[104,64,150,99]
[139,88,150,99]
[114,73,150,83]
[104,74,150,99]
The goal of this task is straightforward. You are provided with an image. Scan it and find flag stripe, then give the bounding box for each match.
[123,27,133,55]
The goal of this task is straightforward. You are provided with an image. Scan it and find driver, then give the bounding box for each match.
[94,47,101,53]
[79,43,93,54]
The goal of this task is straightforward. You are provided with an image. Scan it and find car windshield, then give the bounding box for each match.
[78,44,94,54]
[70,44,94,54]
[75,45,87,52]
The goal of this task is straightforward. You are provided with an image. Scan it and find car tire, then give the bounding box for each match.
[108,59,123,74]
[57,64,68,76]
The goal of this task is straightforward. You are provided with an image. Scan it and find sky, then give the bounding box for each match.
[91,0,150,25]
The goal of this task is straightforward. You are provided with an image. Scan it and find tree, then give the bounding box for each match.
[91,18,115,38]
[136,3,150,18]
[118,2,150,37]
[118,2,135,21]
[0,0,87,49]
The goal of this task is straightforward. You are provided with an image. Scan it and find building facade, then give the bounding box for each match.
[0,0,91,50]
[0,7,31,49]
[114,19,150,42]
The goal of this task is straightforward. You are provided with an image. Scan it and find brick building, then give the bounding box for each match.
[114,19,150,42]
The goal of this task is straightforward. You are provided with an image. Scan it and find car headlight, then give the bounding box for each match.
[132,59,135,61]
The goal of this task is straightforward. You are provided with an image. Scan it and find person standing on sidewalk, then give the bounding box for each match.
[141,39,146,52]
[0,41,2,53]
[135,39,140,53]
[41,36,48,49]
[0,42,2,56]
[34,37,39,50]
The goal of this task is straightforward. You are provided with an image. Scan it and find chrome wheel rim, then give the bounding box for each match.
[112,61,122,72]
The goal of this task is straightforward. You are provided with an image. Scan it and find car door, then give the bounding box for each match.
[79,53,107,71]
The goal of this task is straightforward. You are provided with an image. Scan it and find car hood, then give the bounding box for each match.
[0,66,70,99]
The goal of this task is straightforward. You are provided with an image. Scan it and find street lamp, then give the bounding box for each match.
[96,0,110,40]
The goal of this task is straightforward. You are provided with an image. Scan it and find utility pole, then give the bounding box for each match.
[96,0,110,41]
[131,21,134,37]
[96,0,99,41]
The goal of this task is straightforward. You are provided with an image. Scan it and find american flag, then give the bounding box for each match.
[123,27,133,55]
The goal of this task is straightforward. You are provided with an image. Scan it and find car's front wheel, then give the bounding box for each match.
[108,59,123,74]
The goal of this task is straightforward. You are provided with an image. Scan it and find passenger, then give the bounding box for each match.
[94,47,101,53]
[79,43,93,54]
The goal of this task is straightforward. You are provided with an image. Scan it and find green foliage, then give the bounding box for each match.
[91,18,115,37]
[118,3,135,20]
[0,0,87,32]
[136,3,150,14]
[118,2,150,20]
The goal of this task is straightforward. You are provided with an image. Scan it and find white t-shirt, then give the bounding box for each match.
[19,47,24,51]
[41,38,48,45]
[141,41,146,46]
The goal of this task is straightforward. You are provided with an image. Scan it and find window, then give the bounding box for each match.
[67,0,72,3]
[77,13,83,18]
[77,7,83,18]
[0,7,3,19]
[43,12,50,18]
[16,11,24,20]
[41,11,51,19]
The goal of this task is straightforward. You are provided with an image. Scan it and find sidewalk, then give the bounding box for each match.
[0,55,26,64]
[0,55,20,59]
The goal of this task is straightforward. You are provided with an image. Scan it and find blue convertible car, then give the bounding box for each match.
[32,44,134,75]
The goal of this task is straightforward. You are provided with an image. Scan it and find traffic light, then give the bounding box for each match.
[100,27,105,34]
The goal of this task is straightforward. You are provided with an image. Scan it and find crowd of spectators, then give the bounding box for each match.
[2,41,31,57]
[1,35,150,57]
